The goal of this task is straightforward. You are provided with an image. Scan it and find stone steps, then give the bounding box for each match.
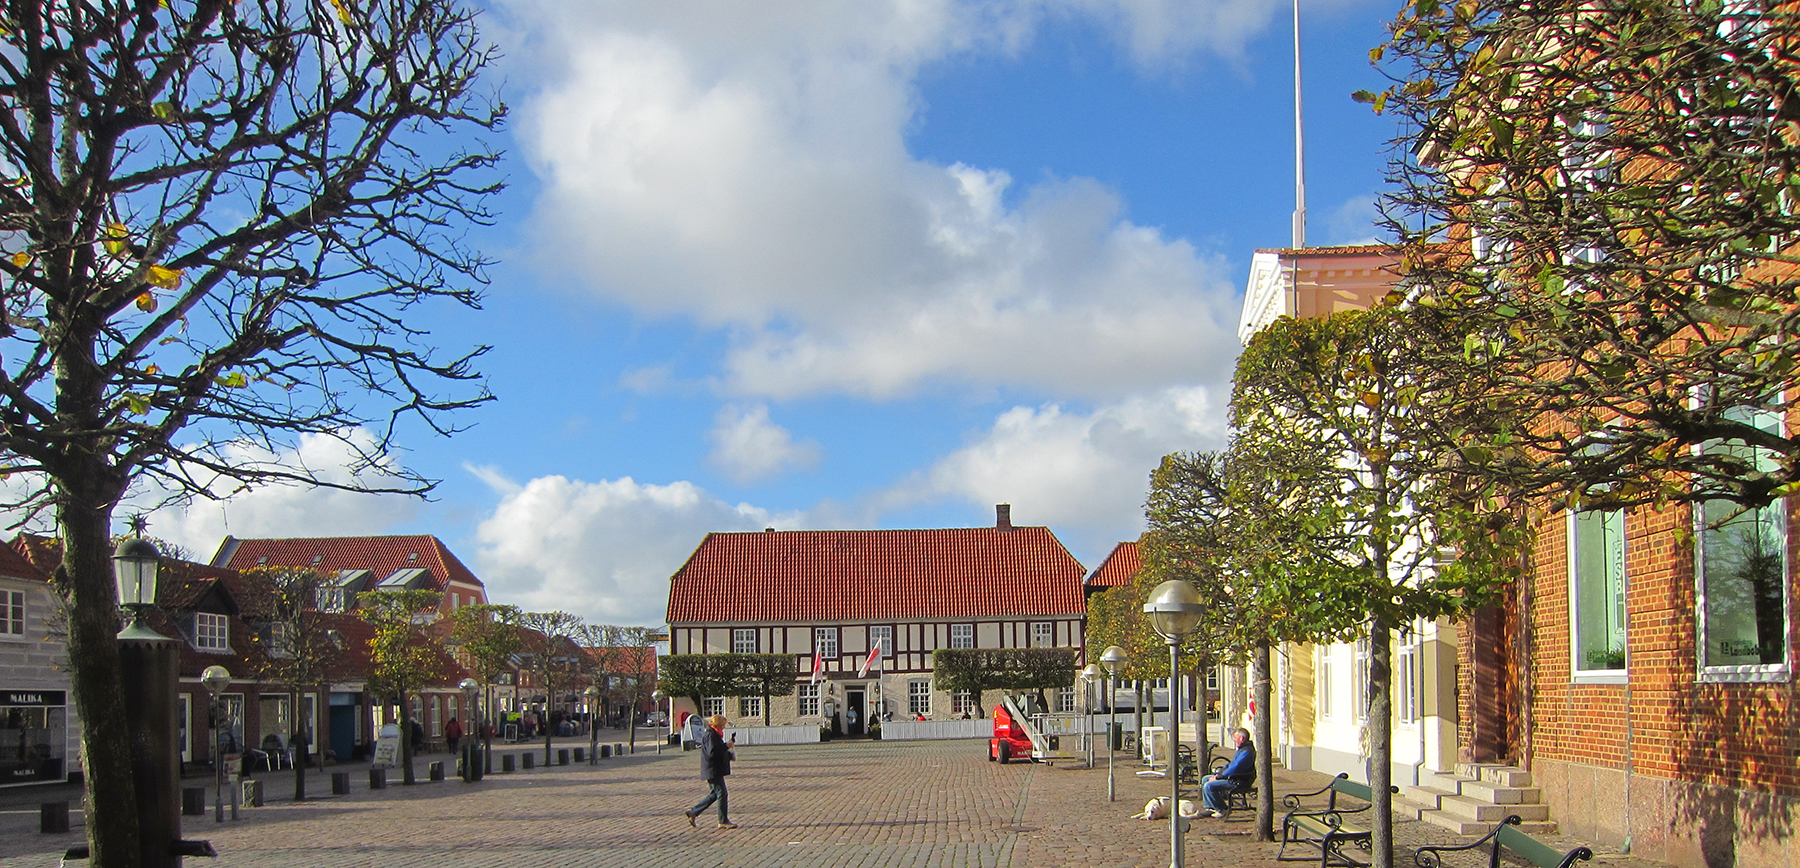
[1411,764,1556,836]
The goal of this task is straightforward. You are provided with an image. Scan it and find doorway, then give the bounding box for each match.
[847,689,865,736]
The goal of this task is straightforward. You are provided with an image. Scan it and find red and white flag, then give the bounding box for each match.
[810,650,824,684]
[857,644,882,678]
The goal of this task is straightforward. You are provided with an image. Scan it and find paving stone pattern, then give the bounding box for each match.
[0,739,1679,868]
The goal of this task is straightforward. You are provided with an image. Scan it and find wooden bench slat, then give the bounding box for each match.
[1496,823,1573,868]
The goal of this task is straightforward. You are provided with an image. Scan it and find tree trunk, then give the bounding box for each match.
[763,691,772,726]
[1253,642,1275,842]
[1368,618,1394,868]
[61,490,143,868]
[398,698,417,785]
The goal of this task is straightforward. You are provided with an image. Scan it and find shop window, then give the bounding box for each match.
[1570,508,1628,675]
[0,690,67,783]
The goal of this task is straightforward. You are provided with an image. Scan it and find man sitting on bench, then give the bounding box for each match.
[1202,727,1255,818]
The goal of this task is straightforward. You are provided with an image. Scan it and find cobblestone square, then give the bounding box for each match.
[0,740,1670,868]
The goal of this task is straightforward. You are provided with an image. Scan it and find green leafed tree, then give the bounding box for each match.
[0,3,500,860]
[448,603,522,760]
[735,654,798,726]
[931,648,1076,716]
[357,589,446,786]
[1368,0,1800,512]
[1231,306,1524,868]
[243,566,346,802]
[659,653,745,708]
[518,610,587,765]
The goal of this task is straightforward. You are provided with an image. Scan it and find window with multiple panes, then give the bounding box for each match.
[1570,508,1628,674]
[909,681,932,716]
[1056,687,1076,712]
[869,625,892,656]
[2,590,23,636]
[1317,647,1335,718]
[951,689,974,715]
[732,628,757,654]
[1698,403,1791,676]
[195,612,229,651]
[950,624,974,649]
[1353,637,1370,721]
[797,684,819,717]
[1030,621,1053,648]
[739,696,761,719]
[1397,628,1420,726]
[815,627,838,659]
[702,697,725,717]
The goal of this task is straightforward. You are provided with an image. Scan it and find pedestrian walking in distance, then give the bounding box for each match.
[684,714,738,829]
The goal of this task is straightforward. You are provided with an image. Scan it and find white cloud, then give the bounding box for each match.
[889,386,1228,548]
[1323,192,1382,247]
[707,404,822,483]
[470,470,800,625]
[128,430,421,561]
[499,0,1256,401]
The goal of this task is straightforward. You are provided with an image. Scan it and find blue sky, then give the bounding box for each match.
[126,0,1403,626]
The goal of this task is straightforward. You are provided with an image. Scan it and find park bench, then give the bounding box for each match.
[1277,772,1399,868]
[1206,753,1257,812]
[1414,815,1594,868]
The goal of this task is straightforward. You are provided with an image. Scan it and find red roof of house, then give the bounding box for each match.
[667,527,1086,623]
[0,538,49,582]
[1086,541,1141,589]
[213,535,485,593]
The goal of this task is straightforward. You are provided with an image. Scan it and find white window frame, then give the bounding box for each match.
[950,624,974,649]
[909,681,932,716]
[814,627,838,660]
[1353,637,1370,722]
[1030,621,1054,648]
[195,612,229,651]
[1397,627,1420,727]
[2,589,23,636]
[701,697,724,717]
[950,689,975,715]
[732,628,757,655]
[1056,687,1076,713]
[869,625,892,657]
[1695,399,1794,683]
[738,696,761,719]
[797,684,820,717]
[1568,507,1629,682]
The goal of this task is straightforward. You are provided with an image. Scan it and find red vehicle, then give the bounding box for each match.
[987,704,1036,763]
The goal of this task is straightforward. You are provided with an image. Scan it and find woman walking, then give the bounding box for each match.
[683,714,737,829]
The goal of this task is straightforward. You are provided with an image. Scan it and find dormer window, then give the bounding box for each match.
[311,555,324,566]
[195,612,229,651]
[407,552,418,561]
[257,556,268,566]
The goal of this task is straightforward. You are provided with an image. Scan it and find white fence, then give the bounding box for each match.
[879,719,991,740]
[713,724,819,746]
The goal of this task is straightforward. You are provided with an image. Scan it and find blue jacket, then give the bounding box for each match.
[1219,743,1255,780]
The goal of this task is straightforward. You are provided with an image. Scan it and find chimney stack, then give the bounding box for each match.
[996,503,1013,531]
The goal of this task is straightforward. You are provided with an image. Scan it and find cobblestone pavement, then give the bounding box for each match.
[0,739,1678,868]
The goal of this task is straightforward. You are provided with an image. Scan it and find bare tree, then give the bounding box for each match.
[243,565,345,802]
[0,3,500,862]
[518,611,586,765]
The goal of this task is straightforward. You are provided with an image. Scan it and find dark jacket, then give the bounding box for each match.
[1219,743,1255,781]
[699,726,733,781]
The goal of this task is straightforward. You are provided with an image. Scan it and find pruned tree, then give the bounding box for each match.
[243,565,345,801]
[0,2,501,861]
[931,648,1076,716]
[1231,306,1523,868]
[735,654,797,726]
[447,602,521,762]
[517,610,587,765]
[659,653,743,709]
[1367,0,1800,512]
[357,588,445,786]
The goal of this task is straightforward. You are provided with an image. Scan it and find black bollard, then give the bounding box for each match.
[557,749,569,766]
[40,802,69,834]
[369,768,387,790]
[501,753,515,773]
[331,772,350,795]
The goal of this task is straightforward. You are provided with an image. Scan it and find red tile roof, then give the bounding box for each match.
[667,527,1086,623]
[1086,541,1141,589]
[0,539,49,582]
[214,535,485,594]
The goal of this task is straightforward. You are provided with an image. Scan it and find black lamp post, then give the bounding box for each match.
[1145,580,1204,868]
[458,678,481,782]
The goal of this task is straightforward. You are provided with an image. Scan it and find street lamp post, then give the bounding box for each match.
[201,665,233,824]
[1099,645,1130,802]
[584,686,602,765]
[1145,580,1204,868]
[1080,663,1103,769]
[459,678,481,782]
[113,534,196,867]
[651,690,667,755]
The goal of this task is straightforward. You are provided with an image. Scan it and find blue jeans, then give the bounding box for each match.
[688,778,729,823]
[1201,777,1238,813]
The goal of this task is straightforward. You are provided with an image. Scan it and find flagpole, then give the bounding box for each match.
[1292,0,1307,249]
